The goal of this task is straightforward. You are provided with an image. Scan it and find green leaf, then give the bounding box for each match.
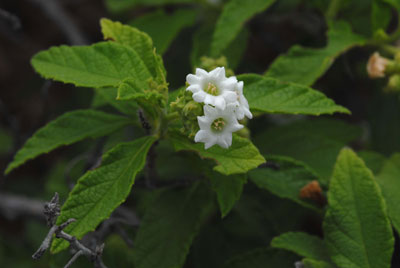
[100,18,165,81]
[323,148,394,268]
[377,153,400,234]
[5,109,131,174]
[371,0,392,33]
[133,181,214,268]
[117,78,164,102]
[248,156,321,211]
[271,232,330,261]
[209,172,247,218]
[31,41,152,88]
[211,0,276,56]
[92,87,138,116]
[51,136,157,253]
[170,133,265,175]
[239,74,350,115]
[358,150,387,175]
[105,0,195,14]
[130,9,197,55]
[223,248,298,268]
[254,118,362,181]
[303,258,336,268]
[265,21,365,86]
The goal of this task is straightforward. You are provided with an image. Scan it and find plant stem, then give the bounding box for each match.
[325,0,342,20]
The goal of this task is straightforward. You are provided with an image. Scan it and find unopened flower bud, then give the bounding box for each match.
[367,52,389,79]
[386,74,400,92]
[299,180,326,206]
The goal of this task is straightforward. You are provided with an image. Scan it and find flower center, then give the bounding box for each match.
[211,118,226,132]
[205,82,219,96]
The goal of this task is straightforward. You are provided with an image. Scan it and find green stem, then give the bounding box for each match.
[325,0,342,20]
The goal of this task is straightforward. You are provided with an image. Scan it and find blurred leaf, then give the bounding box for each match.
[51,136,157,253]
[211,0,276,56]
[248,155,321,211]
[130,9,197,55]
[223,248,298,268]
[254,118,362,181]
[265,21,365,86]
[5,109,131,174]
[92,87,138,116]
[0,129,12,154]
[209,172,247,217]
[170,133,265,175]
[371,0,392,33]
[133,181,214,268]
[376,153,400,234]
[31,42,152,88]
[100,18,165,81]
[303,258,336,268]
[103,235,135,267]
[239,74,350,115]
[358,150,386,175]
[323,148,394,268]
[105,0,196,14]
[271,232,330,261]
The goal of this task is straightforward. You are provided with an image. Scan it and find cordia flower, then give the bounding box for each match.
[186,67,237,110]
[194,104,243,149]
[233,81,252,120]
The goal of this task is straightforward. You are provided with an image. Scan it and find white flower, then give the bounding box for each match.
[186,67,237,110]
[195,104,243,149]
[233,81,252,120]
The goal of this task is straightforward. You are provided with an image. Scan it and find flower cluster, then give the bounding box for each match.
[186,67,252,149]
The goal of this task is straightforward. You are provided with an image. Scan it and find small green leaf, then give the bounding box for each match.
[170,133,265,175]
[323,148,394,268]
[130,9,197,55]
[248,156,321,211]
[302,258,336,268]
[209,172,247,218]
[271,232,330,261]
[31,42,152,88]
[358,150,387,175]
[254,118,362,181]
[51,136,157,253]
[92,87,138,116]
[239,74,349,115]
[377,153,400,234]
[133,181,214,268]
[5,109,131,174]
[211,0,276,56]
[265,21,365,86]
[117,78,164,102]
[223,248,298,268]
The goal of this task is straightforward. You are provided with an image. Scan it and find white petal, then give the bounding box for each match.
[220,76,237,90]
[195,68,208,77]
[245,108,253,119]
[217,67,226,80]
[203,104,216,118]
[209,67,222,77]
[236,81,244,94]
[204,136,217,149]
[230,123,244,132]
[214,96,226,110]
[235,108,245,120]
[204,94,215,106]
[194,130,209,142]
[223,91,238,103]
[192,91,206,103]
[186,85,201,93]
[186,74,200,85]
[216,134,230,149]
[197,116,210,129]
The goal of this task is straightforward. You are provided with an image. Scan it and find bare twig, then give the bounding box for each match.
[0,8,21,30]
[32,193,108,268]
[0,192,44,220]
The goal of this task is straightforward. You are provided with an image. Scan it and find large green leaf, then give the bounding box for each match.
[31,41,152,88]
[239,74,349,115]
[133,182,214,268]
[323,148,394,268]
[254,118,362,181]
[303,258,336,268]
[209,172,247,218]
[100,18,165,81]
[170,133,265,175]
[92,87,138,116]
[5,109,131,174]
[248,156,321,211]
[211,0,276,56]
[271,232,330,261]
[130,9,197,55]
[265,21,365,86]
[105,0,195,14]
[223,248,298,268]
[377,153,400,234]
[51,136,157,253]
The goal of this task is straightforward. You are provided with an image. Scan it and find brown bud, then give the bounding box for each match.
[299,180,326,206]
[367,52,389,79]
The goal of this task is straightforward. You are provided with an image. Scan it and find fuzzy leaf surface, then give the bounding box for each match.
[171,133,265,175]
[5,109,131,174]
[209,172,247,218]
[249,156,321,211]
[239,74,349,115]
[265,21,365,86]
[377,153,400,233]
[92,87,138,116]
[271,232,330,261]
[323,148,394,268]
[211,0,276,56]
[31,41,152,88]
[133,182,214,268]
[130,9,197,54]
[51,136,157,253]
